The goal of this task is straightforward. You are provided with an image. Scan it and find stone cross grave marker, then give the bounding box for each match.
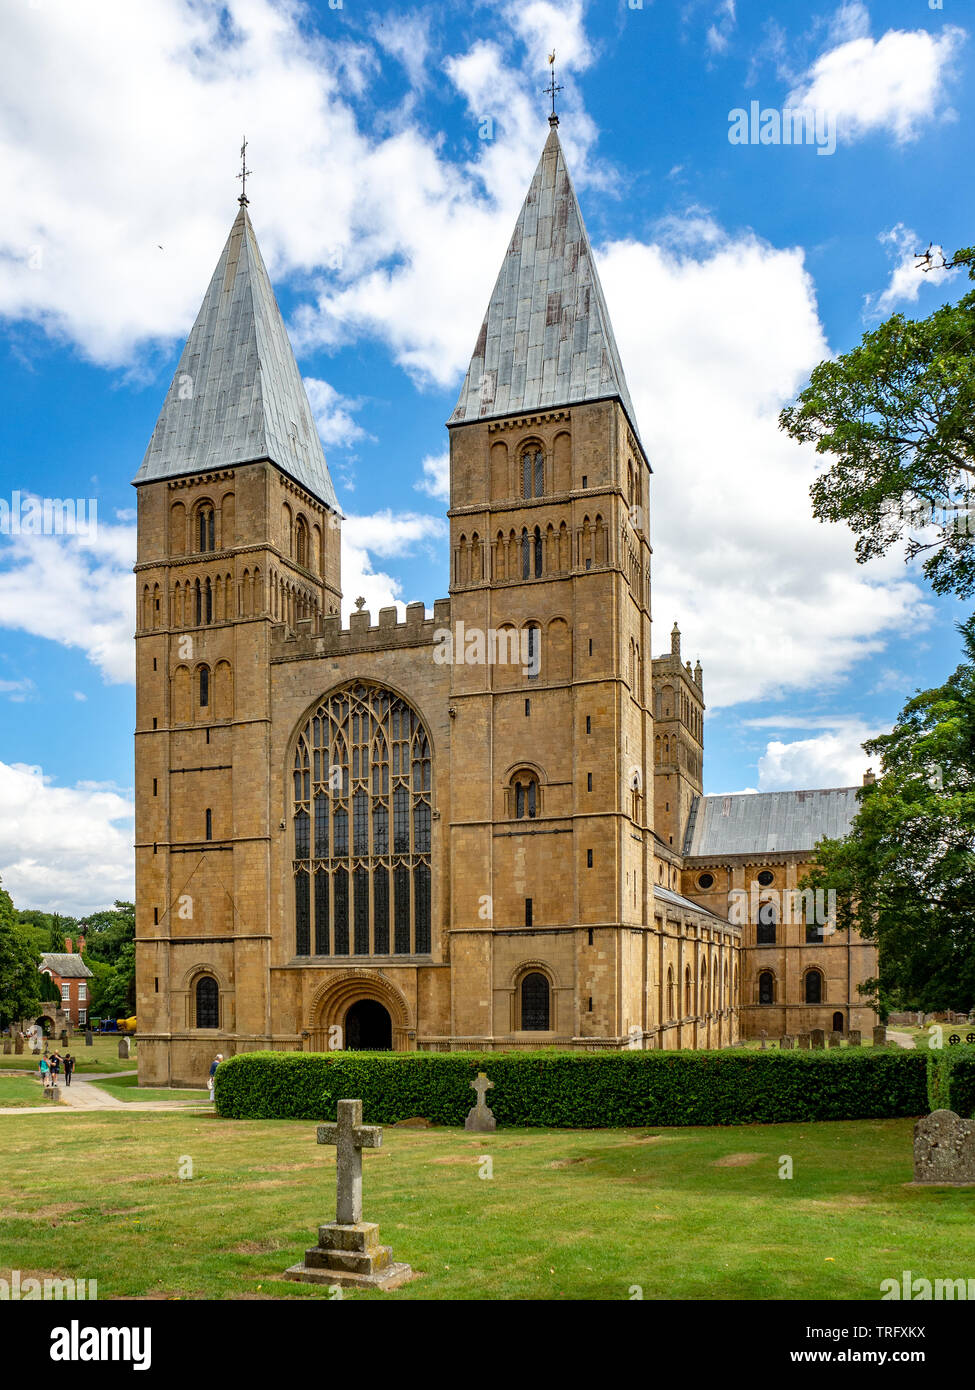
[284,1098,411,1290]
[465,1072,496,1132]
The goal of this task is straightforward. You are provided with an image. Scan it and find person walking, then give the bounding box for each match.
[63,1053,75,1087]
[50,1051,61,1084]
[207,1053,224,1103]
[39,1055,50,1089]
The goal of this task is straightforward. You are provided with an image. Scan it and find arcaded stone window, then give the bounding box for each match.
[292,684,432,959]
[756,899,777,945]
[195,976,219,1028]
[521,446,544,499]
[197,503,215,553]
[804,969,824,1004]
[758,970,775,1005]
[511,771,539,820]
[520,972,550,1030]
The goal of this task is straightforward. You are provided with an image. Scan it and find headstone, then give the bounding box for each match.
[913,1110,975,1185]
[14,1039,23,1055]
[848,1029,861,1047]
[2,1040,10,1055]
[829,1030,843,1048]
[464,1072,496,1132]
[810,1029,826,1049]
[45,1085,61,1103]
[779,1035,794,1050]
[873,1025,887,1047]
[284,1099,412,1290]
[118,1037,131,1060]
[759,1030,768,1051]
[797,1033,811,1050]
[60,1029,68,1043]
[85,1031,93,1047]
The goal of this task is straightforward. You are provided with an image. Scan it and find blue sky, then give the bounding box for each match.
[0,0,970,911]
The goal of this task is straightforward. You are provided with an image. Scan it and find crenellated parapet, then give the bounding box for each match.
[271,598,452,662]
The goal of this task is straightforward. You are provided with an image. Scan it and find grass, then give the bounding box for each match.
[0,1033,138,1073]
[87,1075,209,1104]
[0,1111,972,1300]
[0,1076,45,1108]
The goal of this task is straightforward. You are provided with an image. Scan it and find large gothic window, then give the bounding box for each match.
[292,684,432,959]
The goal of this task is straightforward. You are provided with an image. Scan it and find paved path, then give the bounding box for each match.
[888,1030,917,1050]
[0,1068,211,1116]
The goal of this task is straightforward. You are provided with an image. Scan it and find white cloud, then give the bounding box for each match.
[340,510,447,622]
[0,678,34,702]
[864,222,959,319]
[753,717,889,789]
[0,514,136,684]
[303,377,369,449]
[827,2,871,46]
[370,10,433,92]
[415,450,450,502]
[599,223,933,709]
[786,23,965,144]
[0,761,134,913]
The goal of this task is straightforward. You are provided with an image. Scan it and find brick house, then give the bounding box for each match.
[38,938,93,1027]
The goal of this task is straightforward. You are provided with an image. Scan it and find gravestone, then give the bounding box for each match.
[60,1029,68,1044]
[44,1085,61,1103]
[797,1033,811,1049]
[873,1025,887,1047]
[779,1035,794,1050]
[14,1039,23,1055]
[84,1031,93,1047]
[118,1037,131,1060]
[464,1072,496,1132]
[284,1099,412,1290]
[810,1029,826,1049]
[829,1030,843,1048]
[848,1029,861,1046]
[913,1110,975,1185]
[2,1039,10,1055]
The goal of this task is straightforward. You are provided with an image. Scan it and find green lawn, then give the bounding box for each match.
[0,1076,46,1108]
[0,1111,972,1300]
[88,1075,210,1104]
[0,1033,137,1073]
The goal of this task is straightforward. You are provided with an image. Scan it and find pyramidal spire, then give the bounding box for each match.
[450,125,640,440]
[135,204,339,511]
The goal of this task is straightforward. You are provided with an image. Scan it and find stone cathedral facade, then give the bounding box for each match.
[133,121,877,1086]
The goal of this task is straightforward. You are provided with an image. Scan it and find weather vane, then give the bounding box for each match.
[543,50,562,126]
[237,136,252,206]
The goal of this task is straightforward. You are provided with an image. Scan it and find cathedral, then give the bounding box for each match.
[132,117,878,1086]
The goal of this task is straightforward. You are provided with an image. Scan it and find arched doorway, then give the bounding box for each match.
[345,999,392,1051]
[832,1011,844,1033]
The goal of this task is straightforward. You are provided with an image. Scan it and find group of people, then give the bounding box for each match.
[38,1051,74,1088]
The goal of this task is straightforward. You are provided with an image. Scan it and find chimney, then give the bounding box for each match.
[863,768,876,786]
[65,937,72,954]
[78,935,86,954]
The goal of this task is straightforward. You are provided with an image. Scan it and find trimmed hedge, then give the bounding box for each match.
[214,1047,929,1128]
[927,1046,975,1118]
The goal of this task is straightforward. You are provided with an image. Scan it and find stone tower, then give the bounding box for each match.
[132,200,341,1084]
[444,119,658,1042]
[651,624,704,854]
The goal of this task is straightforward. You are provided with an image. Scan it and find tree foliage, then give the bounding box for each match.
[805,616,975,1012]
[780,247,975,597]
[0,878,42,1029]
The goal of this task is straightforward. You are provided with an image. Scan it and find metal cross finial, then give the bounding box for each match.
[544,51,563,126]
[237,136,252,206]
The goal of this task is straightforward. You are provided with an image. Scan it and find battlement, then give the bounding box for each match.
[271,598,452,661]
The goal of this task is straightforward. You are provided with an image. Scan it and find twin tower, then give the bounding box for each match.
[133,122,731,1086]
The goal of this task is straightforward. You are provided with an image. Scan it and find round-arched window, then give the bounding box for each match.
[195,976,219,1029]
[521,972,550,1030]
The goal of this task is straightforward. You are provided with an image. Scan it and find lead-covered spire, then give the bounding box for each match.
[135,204,338,511]
[450,124,641,440]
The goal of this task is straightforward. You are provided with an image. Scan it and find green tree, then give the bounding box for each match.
[805,616,975,1012]
[780,246,975,597]
[80,901,134,966]
[0,879,43,1029]
[49,912,66,953]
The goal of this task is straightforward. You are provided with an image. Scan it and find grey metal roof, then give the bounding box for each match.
[449,124,641,440]
[683,788,861,858]
[653,884,728,924]
[134,204,339,510]
[39,953,93,980]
